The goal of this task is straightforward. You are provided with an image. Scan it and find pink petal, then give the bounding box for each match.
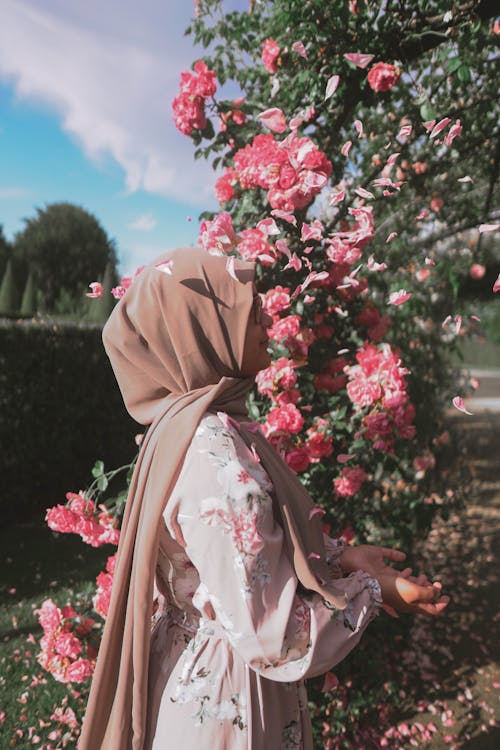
[258,107,287,133]
[493,273,500,293]
[341,140,352,157]
[271,209,298,226]
[457,175,473,183]
[423,119,436,132]
[291,40,307,58]
[321,671,339,692]
[275,239,291,259]
[337,348,349,354]
[325,74,340,100]
[256,217,280,235]
[441,315,452,329]
[307,552,321,560]
[155,259,174,275]
[479,222,500,233]
[303,171,328,189]
[470,315,481,322]
[343,52,374,69]
[296,140,316,163]
[452,396,473,415]
[385,152,400,166]
[354,186,374,200]
[397,125,412,141]
[354,119,365,138]
[429,117,451,139]
[329,189,345,205]
[388,289,412,305]
[424,256,436,266]
[85,282,103,298]
[308,507,326,520]
[386,232,398,243]
[337,453,355,463]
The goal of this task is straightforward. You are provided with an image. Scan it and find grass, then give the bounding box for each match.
[0,522,109,748]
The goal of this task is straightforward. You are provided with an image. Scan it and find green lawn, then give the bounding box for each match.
[0,522,109,748]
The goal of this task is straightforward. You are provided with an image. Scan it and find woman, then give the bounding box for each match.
[78,246,448,750]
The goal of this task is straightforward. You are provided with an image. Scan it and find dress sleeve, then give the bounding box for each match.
[163,413,381,683]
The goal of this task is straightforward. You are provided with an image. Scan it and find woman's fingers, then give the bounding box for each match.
[381,547,407,563]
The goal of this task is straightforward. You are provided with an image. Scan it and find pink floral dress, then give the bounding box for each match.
[145,412,381,750]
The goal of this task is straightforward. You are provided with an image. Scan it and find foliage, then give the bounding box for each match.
[12,202,119,314]
[20,270,37,316]
[0,259,21,315]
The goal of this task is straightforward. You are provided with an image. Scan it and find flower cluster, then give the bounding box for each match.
[216,133,331,211]
[36,600,97,684]
[256,356,298,404]
[334,466,368,497]
[198,212,241,253]
[172,60,217,135]
[93,554,116,619]
[46,492,120,548]
[267,314,315,360]
[345,343,416,452]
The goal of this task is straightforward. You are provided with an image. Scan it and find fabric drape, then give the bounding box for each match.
[78,246,346,750]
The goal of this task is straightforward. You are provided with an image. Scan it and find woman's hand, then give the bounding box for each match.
[339,544,449,617]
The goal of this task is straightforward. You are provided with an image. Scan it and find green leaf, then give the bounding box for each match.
[457,65,471,83]
[91,460,105,478]
[444,57,462,74]
[97,475,109,492]
[419,102,437,121]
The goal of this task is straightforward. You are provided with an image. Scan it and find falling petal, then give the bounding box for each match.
[385,152,400,166]
[343,52,374,68]
[397,125,412,141]
[85,282,103,298]
[429,117,451,139]
[452,396,473,415]
[325,74,340,100]
[226,256,239,281]
[303,171,328,189]
[321,671,339,692]
[386,232,398,243]
[457,175,474,183]
[296,140,316,162]
[354,186,374,200]
[155,259,174,275]
[291,40,308,58]
[417,209,430,220]
[284,252,302,271]
[275,239,291,259]
[470,315,481,322]
[444,118,462,147]
[337,348,349,354]
[423,119,436,132]
[329,189,345,205]
[424,256,436,265]
[479,223,500,233]
[354,119,365,138]
[258,107,287,133]
[453,315,462,335]
[257,217,280,235]
[388,289,412,305]
[341,140,352,157]
[441,315,452,329]
[307,552,321,559]
[493,273,500,293]
[337,453,355,463]
[367,255,388,272]
[271,209,298,226]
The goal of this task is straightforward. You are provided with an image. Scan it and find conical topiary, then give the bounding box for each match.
[0,259,20,316]
[86,262,117,324]
[20,270,37,316]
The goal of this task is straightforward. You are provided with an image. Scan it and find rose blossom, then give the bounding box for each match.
[263,286,291,315]
[65,658,94,683]
[55,632,82,659]
[333,466,367,497]
[37,600,62,634]
[265,403,304,436]
[284,447,311,473]
[367,62,399,92]
[215,168,238,204]
[261,38,281,73]
[306,419,333,461]
[470,263,486,280]
[256,357,297,400]
[45,505,78,534]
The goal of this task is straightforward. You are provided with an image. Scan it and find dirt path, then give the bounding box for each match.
[393,411,500,749]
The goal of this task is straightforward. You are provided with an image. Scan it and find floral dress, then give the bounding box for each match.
[145,412,381,750]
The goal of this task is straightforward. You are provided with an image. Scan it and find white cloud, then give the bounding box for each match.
[127,212,157,231]
[0,186,31,199]
[0,0,221,206]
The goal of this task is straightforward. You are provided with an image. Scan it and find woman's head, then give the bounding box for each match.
[102,247,269,423]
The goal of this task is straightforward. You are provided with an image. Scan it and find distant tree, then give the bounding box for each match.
[0,259,20,316]
[12,203,119,314]
[20,270,37,316]
[0,225,11,280]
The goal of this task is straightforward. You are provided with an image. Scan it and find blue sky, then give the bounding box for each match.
[0,0,246,274]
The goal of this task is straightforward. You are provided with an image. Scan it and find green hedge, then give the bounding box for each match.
[0,317,137,524]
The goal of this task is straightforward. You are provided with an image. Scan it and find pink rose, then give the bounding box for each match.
[45,505,78,534]
[263,286,291,315]
[55,632,82,659]
[265,403,304,436]
[470,263,486,280]
[215,168,238,204]
[37,600,62,634]
[261,38,281,73]
[65,658,94,683]
[333,466,367,497]
[413,452,436,473]
[284,447,311,473]
[367,62,399,92]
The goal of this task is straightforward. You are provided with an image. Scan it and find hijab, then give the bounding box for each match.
[78,245,347,750]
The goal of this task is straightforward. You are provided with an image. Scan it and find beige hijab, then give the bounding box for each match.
[78,246,346,750]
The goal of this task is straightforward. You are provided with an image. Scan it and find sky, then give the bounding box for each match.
[0,0,246,274]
